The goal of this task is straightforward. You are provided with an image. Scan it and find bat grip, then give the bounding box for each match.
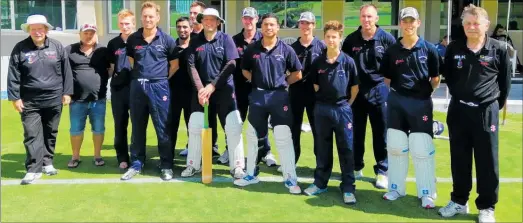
[203,103,209,129]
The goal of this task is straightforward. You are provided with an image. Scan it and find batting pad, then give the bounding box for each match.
[246,122,259,176]
[187,112,204,170]
[409,132,437,199]
[274,125,297,181]
[386,128,409,196]
[224,111,245,171]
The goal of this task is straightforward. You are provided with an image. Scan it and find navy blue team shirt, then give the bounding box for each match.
[126,27,177,80]
[241,39,303,90]
[290,37,326,84]
[342,26,396,90]
[311,52,359,105]
[232,29,263,86]
[187,31,239,89]
[380,37,441,99]
[107,34,132,88]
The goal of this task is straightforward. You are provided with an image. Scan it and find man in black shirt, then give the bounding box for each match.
[8,15,73,184]
[438,5,511,223]
[66,24,110,168]
[107,9,135,170]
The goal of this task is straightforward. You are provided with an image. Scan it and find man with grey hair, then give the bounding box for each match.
[438,5,511,223]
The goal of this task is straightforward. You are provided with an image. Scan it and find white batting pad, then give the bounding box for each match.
[386,128,409,196]
[409,132,437,199]
[245,122,259,176]
[274,125,297,181]
[224,110,245,171]
[187,112,204,170]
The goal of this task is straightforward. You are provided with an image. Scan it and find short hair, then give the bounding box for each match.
[461,4,489,21]
[190,1,206,10]
[260,13,279,24]
[360,3,378,12]
[117,9,135,22]
[176,17,192,26]
[324,20,344,37]
[141,1,160,14]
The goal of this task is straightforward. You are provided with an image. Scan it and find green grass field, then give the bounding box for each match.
[1,100,522,222]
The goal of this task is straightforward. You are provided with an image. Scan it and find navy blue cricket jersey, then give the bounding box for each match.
[187,31,239,88]
[311,52,359,105]
[126,27,177,80]
[232,29,263,86]
[107,34,132,88]
[342,26,396,90]
[241,39,302,90]
[290,37,326,83]
[380,37,441,99]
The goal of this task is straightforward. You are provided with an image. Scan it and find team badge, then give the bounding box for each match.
[422,115,428,122]
[283,105,288,112]
[375,46,385,53]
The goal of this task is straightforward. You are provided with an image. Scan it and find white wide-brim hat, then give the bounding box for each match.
[197,8,225,24]
[21,14,54,33]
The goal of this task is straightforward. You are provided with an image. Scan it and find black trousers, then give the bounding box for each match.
[111,86,131,164]
[447,100,499,210]
[169,87,192,153]
[289,82,316,163]
[21,104,63,173]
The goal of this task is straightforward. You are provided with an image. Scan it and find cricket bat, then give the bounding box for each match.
[201,103,213,184]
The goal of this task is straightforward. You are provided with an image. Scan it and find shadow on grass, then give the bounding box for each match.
[304,186,478,221]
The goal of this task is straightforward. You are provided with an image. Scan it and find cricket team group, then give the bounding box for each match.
[7,1,511,222]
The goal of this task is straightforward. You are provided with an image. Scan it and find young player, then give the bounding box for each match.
[303,20,359,204]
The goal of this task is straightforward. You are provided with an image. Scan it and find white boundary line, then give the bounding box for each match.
[2,176,522,186]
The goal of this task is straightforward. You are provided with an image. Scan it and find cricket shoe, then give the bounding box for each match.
[284,178,301,194]
[262,152,277,167]
[277,166,282,172]
[343,192,357,204]
[303,184,327,196]
[179,147,188,156]
[478,208,495,223]
[43,165,58,176]
[234,175,260,186]
[212,145,220,157]
[438,201,469,218]
[21,172,42,185]
[181,166,201,177]
[160,169,174,181]
[354,170,363,179]
[375,173,388,189]
[218,150,229,164]
[421,196,435,209]
[231,167,245,179]
[121,168,140,181]
[383,190,404,201]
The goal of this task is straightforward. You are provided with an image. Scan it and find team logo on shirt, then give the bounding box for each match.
[196,47,204,52]
[44,50,57,60]
[422,115,428,122]
[114,49,124,55]
[252,54,260,59]
[318,69,326,74]
[419,56,428,63]
[237,47,244,52]
[395,59,405,65]
[154,45,165,52]
[336,70,346,77]
[352,47,362,52]
[375,46,385,53]
[479,55,492,67]
[274,54,284,61]
[215,47,224,53]
[24,52,37,64]
[454,55,466,69]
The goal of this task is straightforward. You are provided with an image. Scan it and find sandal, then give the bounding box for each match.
[68,159,82,168]
[94,157,105,166]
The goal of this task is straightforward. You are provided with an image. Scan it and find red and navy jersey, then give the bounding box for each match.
[290,37,326,84]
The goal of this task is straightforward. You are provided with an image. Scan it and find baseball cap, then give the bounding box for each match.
[298,12,315,23]
[399,7,419,20]
[197,8,225,24]
[80,23,97,32]
[242,7,258,18]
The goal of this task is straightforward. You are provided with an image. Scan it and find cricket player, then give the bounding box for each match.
[121,1,178,181]
[8,15,73,184]
[341,4,396,188]
[234,13,303,194]
[181,8,245,179]
[303,20,359,204]
[168,17,193,160]
[289,11,326,164]
[380,7,441,208]
[231,7,277,167]
[438,5,511,223]
[107,9,135,170]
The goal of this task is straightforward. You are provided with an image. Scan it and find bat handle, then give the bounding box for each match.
[203,103,209,129]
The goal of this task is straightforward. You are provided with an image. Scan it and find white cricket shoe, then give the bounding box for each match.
[375,173,388,189]
[478,209,495,223]
[421,196,435,209]
[179,148,188,156]
[43,165,58,176]
[354,170,364,179]
[181,166,200,177]
[218,150,229,164]
[234,175,260,186]
[231,167,245,179]
[284,178,301,194]
[21,172,42,185]
[343,192,357,204]
[277,166,282,172]
[438,201,469,217]
[383,190,404,201]
[262,152,277,166]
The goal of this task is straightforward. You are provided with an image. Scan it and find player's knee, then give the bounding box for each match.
[273,125,292,144]
[188,112,204,134]
[386,128,409,155]
[409,132,435,159]
[224,111,243,136]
